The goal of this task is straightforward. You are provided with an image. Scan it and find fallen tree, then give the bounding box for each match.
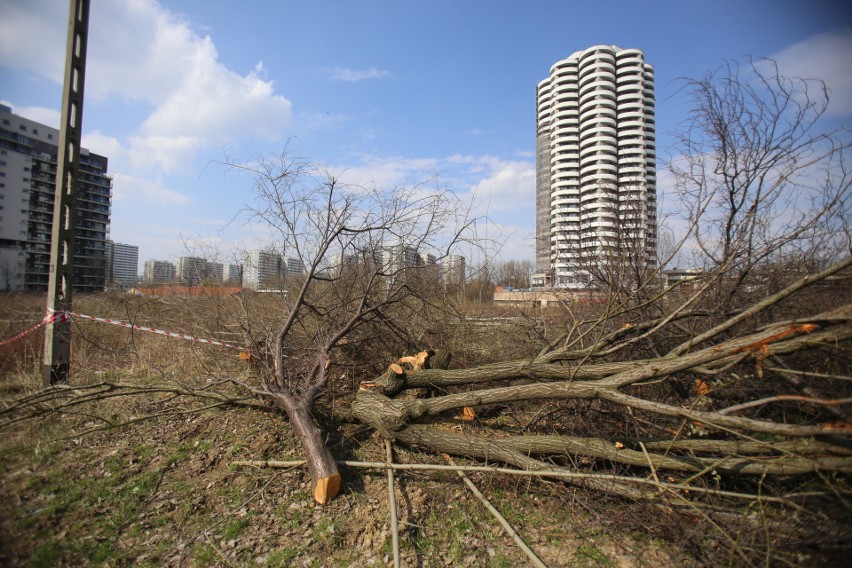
[349,258,851,499]
[223,151,477,503]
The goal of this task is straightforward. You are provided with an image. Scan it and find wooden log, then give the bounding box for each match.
[272,392,341,504]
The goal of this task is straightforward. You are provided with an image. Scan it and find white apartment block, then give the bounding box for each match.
[382,244,421,275]
[284,257,304,275]
[224,263,243,284]
[243,250,284,290]
[208,262,224,283]
[143,260,176,284]
[535,45,657,288]
[442,254,466,286]
[176,256,208,286]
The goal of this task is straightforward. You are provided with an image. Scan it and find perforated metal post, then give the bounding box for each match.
[43,0,90,386]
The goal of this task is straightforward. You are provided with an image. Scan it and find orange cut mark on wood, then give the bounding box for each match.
[733,323,820,355]
[821,422,852,431]
[314,473,341,504]
[460,407,477,421]
[389,363,404,375]
[398,350,431,371]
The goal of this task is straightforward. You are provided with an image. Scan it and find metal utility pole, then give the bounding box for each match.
[43,0,91,386]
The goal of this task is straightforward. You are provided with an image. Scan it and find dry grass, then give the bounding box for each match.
[0,290,850,566]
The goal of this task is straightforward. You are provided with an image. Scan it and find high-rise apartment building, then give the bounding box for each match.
[535,46,657,288]
[382,244,422,275]
[0,105,112,292]
[207,262,224,283]
[143,260,176,284]
[224,263,243,284]
[243,250,284,290]
[442,254,466,287]
[284,257,304,276]
[107,241,139,287]
[176,256,208,286]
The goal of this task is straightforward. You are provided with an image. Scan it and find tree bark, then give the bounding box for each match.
[273,393,340,504]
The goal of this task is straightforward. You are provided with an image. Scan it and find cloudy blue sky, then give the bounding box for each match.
[1,0,850,267]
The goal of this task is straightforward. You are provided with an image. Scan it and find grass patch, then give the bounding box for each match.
[221,517,251,540]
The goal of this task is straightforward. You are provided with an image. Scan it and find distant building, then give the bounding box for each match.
[531,272,552,288]
[243,250,284,290]
[284,257,304,275]
[107,241,139,287]
[662,268,702,288]
[382,244,421,274]
[442,254,466,287]
[224,263,243,284]
[418,252,436,266]
[143,260,176,284]
[176,256,208,286]
[331,245,385,275]
[0,104,112,292]
[207,262,224,283]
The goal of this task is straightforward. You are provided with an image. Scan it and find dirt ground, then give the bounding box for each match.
[0,398,698,568]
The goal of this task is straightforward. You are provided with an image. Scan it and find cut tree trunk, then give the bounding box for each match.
[272,392,340,504]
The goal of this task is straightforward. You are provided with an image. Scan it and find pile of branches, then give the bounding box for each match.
[352,259,852,503]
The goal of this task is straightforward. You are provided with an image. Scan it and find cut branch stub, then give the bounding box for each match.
[351,389,428,436]
[366,365,407,394]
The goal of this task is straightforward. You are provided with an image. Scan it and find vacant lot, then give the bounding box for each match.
[1,289,849,566]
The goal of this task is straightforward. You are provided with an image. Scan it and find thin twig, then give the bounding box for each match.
[763,367,852,382]
[444,455,548,568]
[718,395,852,415]
[229,459,812,504]
[386,440,400,568]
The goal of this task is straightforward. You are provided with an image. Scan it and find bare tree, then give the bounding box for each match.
[228,152,475,503]
[668,58,850,309]
[495,259,534,289]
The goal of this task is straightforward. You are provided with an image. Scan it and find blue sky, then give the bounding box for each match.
[1,0,850,267]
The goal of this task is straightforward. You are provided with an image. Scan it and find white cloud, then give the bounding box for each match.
[1,0,292,176]
[461,156,536,215]
[0,1,65,81]
[324,153,536,260]
[140,62,290,144]
[333,154,535,215]
[327,67,390,82]
[110,172,191,206]
[82,131,123,161]
[771,29,852,117]
[334,154,441,189]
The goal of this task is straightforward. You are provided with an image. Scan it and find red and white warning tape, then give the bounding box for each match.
[50,309,249,352]
[0,308,248,352]
[0,316,49,347]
